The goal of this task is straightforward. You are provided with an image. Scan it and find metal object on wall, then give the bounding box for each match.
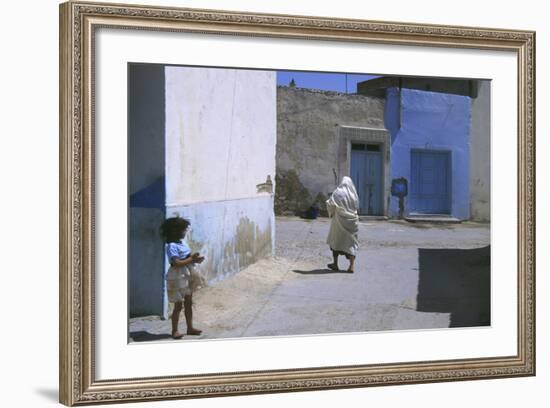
[391,177,409,219]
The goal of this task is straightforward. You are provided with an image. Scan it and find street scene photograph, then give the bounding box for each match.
[128,64,491,342]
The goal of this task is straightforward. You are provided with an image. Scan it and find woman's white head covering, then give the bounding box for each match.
[329,176,359,214]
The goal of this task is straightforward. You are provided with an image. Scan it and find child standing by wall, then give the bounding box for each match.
[160,217,205,339]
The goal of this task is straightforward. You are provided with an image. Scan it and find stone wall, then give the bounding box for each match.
[276,86,385,215]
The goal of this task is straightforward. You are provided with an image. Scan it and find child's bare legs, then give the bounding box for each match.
[347,255,355,273]
[171,301,184,339]
[171,295,202,338]
[184,294,202,335]
[327,250,339,271]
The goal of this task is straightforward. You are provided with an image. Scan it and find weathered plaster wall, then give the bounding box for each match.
[165,67,276,205]
[386,88,471,219]
[128,64,165,317]
[167,196,274,283]
[276,86,385,214]
[470,80,491,222]
[165,67,276,282]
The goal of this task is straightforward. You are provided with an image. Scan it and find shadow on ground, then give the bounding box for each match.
[292,268,353,275]
[416,245,491,327]
[129,331,172,342]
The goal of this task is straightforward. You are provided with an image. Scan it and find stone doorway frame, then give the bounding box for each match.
[337,125,391,216]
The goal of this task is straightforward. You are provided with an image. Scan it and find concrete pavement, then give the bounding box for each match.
[129,217,490,342]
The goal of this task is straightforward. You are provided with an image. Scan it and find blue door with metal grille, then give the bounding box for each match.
[351,144,383,215]
[410,150,451,214]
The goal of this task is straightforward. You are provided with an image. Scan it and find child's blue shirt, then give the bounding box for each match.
[166,240,192,263]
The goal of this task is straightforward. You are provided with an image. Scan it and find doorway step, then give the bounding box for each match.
[359,215,389,222]
[404,213,461,224]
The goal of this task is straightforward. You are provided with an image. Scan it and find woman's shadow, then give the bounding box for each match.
[292,268,352,275]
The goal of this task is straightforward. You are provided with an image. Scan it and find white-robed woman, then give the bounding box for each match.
[326,176,360,273]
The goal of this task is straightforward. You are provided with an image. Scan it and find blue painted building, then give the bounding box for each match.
[357,77,486,221]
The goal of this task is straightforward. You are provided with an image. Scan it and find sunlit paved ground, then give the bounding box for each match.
[129,217,490,342]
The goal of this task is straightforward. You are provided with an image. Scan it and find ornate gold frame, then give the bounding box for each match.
[59,1,536,405]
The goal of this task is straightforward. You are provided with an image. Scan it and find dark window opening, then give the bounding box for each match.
[352,143,381,152]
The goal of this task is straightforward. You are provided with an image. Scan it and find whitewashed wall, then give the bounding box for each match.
[165,67,276,205]
[165,67,276,282]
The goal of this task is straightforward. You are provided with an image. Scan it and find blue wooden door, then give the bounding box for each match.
[410,150,451,214]
[351,147,383,215]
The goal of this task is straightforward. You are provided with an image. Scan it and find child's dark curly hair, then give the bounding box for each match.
[160,217,190,243]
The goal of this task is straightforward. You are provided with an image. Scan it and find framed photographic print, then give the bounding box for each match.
[59,1,535,405]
